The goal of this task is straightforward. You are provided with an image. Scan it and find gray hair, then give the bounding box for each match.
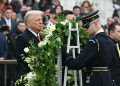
[24,10,44,27]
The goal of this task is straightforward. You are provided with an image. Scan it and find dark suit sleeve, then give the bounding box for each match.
[0,20,2,25]
[66,39,98,70]
[10,21,17,34]
[2,35,8,59]
[15,35,29,64]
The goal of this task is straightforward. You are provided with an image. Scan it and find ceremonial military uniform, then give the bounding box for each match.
[65,10,114,86]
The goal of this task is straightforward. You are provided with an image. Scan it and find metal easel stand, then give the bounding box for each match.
[63,23,83,86]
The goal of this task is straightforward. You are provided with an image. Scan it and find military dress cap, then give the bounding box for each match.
[78,10,99,28]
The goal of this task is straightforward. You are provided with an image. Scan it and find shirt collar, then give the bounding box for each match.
[94,29,104,36]
[27,28,39,37]
[4,17,11,22]
[26,2,32,5]
[52,5,55,8]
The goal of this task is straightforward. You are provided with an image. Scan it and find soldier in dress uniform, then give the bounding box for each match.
[65,10,114,86]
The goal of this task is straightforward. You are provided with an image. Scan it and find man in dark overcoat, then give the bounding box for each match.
[108,22,120,86]
[15,10,44,86]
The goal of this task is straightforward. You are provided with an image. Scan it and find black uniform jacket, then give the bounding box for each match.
[66,32,114,86]
[109,38,120,86]
[15,29,44,84]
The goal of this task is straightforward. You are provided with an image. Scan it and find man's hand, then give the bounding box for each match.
[0,57,4,60]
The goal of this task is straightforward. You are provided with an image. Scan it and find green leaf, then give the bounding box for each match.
[56,37,61,42]
[65,29,69,36]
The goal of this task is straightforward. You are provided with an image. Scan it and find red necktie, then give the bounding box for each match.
[28,4,30,6]
[37,35,41,42]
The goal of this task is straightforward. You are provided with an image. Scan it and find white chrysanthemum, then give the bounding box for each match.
[38,42,42,48]
[26,72,36,80]
[38,41,47,48]
[24,47,29,53]
[50,25,56,31]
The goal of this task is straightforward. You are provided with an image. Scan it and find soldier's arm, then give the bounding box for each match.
[65,39,98,70]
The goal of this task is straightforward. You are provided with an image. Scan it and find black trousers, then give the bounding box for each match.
[0,76,3,86]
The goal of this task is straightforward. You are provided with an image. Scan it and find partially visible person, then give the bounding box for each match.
[0,25,16,86]
[41,14,48,29]
[10,0,18,12]
[49,7,56,19]
[47,8,57,25]
[45,9,50,15]
[60,10,75,20]
[50,0,60,9]
[0,28,8,86]
[11,21,26,41]
[15,10,44,86]
[112,10,120,23]
[104,28,108,35]
[44,9,50,20]
[0,0,13,14]
[80,1,93,15]
[104,17,114,29]
[101,25,108,35]
[73,6,80,19]
[17,4,27,20]
[77,17,83,27]
[21,10,28,19]
[23,0,39,10]
[55,5,63,17]
[38,0,50,12]
[47,0,52,6]
[108,22,120,86]
[14,0,24,14]
[0,7,17,34]
[0,10,4,20]
[11,12,17,21]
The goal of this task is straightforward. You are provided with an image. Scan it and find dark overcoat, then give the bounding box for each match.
[109,38,120,86]
[15,29,44,86]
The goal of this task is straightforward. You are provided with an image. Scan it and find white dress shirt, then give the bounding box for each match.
[27,28,40,37]
[4,17,11,28]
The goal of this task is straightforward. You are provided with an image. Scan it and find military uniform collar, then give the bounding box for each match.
[94,29,104,36]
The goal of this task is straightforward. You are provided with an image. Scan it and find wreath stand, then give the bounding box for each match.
[63,23,83,86]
